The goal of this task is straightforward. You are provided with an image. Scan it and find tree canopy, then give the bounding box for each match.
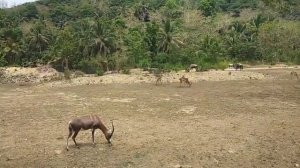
[0,0,299,72]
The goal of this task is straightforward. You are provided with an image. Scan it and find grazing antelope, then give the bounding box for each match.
[179,75,192,87]
[290,71,298,80]
[66,115,114,150]
[156,75,163,85]
[233,63,243,70]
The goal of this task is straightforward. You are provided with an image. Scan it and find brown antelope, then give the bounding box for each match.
[66,115,114,150]
[156,75,163,85]
[291,71,298,80]
[179,75,192,87]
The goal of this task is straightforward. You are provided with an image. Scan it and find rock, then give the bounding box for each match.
[54,150,62,155]
[174,164,182,168]
[228,149,235,154]
[295,163,299,167]
[56,136,63,140]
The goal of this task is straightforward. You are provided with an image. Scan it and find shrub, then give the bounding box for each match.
[96,69,104,76]
[64,69,71,80]
[78,59,101,74]
[121,68,130,74]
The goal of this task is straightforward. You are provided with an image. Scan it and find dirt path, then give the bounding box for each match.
[0,68,299,168]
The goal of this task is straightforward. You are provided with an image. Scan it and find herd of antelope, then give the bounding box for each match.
[66,72,194,150]
[65,66,298,151]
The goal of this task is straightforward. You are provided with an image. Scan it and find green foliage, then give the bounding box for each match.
[63,68,71,80]
[138,58,151,69]
[0,0,299,73]
[251,14,269,28]
[146,0,166,9]
[124,27,148,67]
[162,0,184,19]
[145,21,160,58]
[121,68,131,74]
[219,0,258,12]
[96,68,104,76]
[20,3,39,20]
[0,52,7,66]
[198,0,219,16]
[258,21,300,63]
[78,59,102,74]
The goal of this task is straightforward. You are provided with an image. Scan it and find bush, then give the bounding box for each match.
[121,68,130,74]
[78,59,102,74]
[198,0,219,16]
[214,60,229,70]
[0,54,7,67]
[64,69,71,80]
[96,69,104,76]
[138,58,151,69]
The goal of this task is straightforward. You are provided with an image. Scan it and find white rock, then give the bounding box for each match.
[55,150,62,155]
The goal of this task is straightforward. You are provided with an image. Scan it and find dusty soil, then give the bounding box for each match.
[0,68,299,168]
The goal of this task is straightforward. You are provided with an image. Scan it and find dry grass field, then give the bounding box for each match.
[0,68,299,168]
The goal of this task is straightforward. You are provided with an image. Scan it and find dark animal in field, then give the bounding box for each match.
[229,63,243,70]
[290,71,298,80]
[156,75,163,85]
[231,10,240,17]
[179,75,192,87]
[134,6,150,22]
[233,63,243,70]
[66,115,114,150]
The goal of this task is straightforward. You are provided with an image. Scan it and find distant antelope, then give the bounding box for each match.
[290,71,298,80]
[233,63,243,70]
[66,115,114,150]
[179,75,192,87]
[156,75,163,85]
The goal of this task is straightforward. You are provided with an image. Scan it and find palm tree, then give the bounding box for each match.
[28,22,49,54]
[3,37,20,64]
[71,19,92,60]
[0,28,23,65]
[88,19,116,71]
[159,19,183,53]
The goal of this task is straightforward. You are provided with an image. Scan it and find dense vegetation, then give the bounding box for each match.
[0,0,299,73]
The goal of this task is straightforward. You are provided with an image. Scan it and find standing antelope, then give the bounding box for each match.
[179,75,192,87]
[66,115,114,150]
[156,75,163,85]
[291,71,298,80]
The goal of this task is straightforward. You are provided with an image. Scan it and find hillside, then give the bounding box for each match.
[0,0,300,73]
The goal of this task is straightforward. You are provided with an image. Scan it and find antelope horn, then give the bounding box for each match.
[110,120,114,137]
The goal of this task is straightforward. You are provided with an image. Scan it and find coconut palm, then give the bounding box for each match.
[159,19,184,53]
[88,19,116,71]
[28,22,49,54]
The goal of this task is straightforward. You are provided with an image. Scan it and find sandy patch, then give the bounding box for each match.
[1,65,299,87]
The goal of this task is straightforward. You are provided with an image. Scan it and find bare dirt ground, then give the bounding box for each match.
[0,68,299,168]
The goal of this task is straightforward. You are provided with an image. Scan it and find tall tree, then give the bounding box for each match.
[88,19,116,70]
[28,22,49,54]
[159,19,183,53]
